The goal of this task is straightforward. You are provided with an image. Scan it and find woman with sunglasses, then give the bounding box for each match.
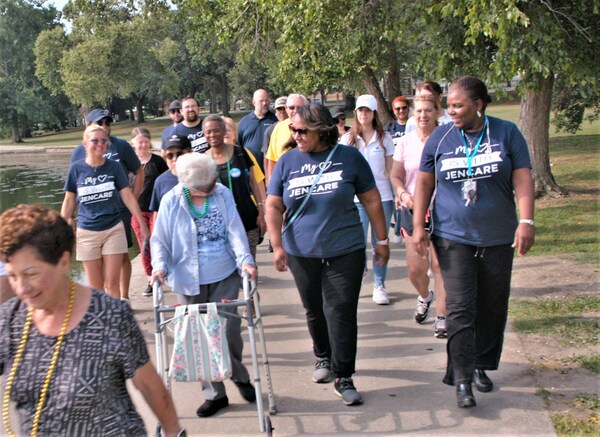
[130,127,168,296]
[386,96,411,144]
[61,125,150,300]
[340,95,395,305]
[390,95,447,338]
[266,103,389,406]
[151,152,258,418]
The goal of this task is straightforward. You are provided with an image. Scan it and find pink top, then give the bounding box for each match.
[392,131,425,203]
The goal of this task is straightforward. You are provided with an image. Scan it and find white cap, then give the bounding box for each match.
[355,94,377,111]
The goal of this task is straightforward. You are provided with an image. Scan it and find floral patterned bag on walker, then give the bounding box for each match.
[169,302,232,382]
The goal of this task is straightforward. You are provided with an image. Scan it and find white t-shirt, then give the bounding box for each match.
[340,131,395,201]
[0,261,6,276]
[405,109,453,134]
[392,131,425,203]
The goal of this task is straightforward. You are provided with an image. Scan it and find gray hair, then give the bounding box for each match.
[176,153,217,190]
[287,93,309,106]
[202,114,226,131]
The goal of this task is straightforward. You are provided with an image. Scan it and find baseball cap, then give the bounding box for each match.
[168,100,181,111]
[330,106,346,119]
[274,96,287,109]
[355,95,377,111]
[86,108,113,124]
[162,134,192,151]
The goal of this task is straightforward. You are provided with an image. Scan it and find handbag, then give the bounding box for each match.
[169,302,232,382]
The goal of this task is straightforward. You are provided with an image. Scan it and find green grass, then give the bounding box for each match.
[573,355,600,374]
[509,296,600,345]
[551,411,600,436]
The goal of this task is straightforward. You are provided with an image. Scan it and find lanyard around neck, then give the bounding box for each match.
[461,116,488,177]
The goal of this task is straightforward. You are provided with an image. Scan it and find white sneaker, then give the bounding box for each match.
[372,285,390,305]
[392,234,403,244]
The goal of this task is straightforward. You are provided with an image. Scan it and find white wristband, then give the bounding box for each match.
[519,219,534,226]
[376,238,389,246]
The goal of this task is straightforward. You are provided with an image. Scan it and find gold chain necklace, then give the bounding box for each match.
[2,279,76,437]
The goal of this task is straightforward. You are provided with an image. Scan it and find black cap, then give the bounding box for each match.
[163,134,192,151]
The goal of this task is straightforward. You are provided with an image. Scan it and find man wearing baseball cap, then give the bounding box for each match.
[161,100,184,150]
[149,134,192,214]
[70,108,144,301]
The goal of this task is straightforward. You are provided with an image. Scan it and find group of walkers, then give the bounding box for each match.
[0,75,535,435]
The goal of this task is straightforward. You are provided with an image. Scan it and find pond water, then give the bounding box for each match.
[0,152,140,280]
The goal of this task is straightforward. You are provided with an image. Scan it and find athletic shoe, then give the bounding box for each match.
[334,377,363,406]
[392,234,404,244]
[434,316,448,338]
[312,357,332,383]
[372,285,390,305]
[415,290,434,324]
[142,284,153,297]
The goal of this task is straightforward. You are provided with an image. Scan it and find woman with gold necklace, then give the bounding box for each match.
[203,114,266,258]
[0,204,183,436]
[390,95,447,338]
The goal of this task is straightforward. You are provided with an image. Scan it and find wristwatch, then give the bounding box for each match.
[376,238,389,246]
[519,219,534,226]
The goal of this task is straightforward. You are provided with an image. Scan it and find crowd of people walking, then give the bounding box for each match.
[0,76,535,433]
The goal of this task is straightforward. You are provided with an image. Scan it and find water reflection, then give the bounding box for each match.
[0,153,139,282]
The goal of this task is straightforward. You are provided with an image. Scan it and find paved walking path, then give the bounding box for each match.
[127,241,556,436]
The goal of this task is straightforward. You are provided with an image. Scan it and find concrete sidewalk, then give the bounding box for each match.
[128,241,556,436]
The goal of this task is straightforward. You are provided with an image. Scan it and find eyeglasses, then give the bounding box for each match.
[286,105,298,111]
[289,126,309,136]
[182,105,198,110]
[90,138,108,145]
[165,150,186,160]
[169,109,180,114]
[394,106,409,111]
[97,119,112,127]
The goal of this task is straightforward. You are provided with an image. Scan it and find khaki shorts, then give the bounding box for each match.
[76,222,128,261]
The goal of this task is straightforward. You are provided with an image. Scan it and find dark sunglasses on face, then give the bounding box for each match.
[90,138,108,145]
[165,150,186,160]
[394,106,409,111]
[289,125,309,136]
[97,119,112,127]
[169,109,180,114]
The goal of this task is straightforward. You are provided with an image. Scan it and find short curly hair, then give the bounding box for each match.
[0,204,74,265]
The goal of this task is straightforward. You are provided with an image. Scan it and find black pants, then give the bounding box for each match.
[432,237,514,386]
[287,249,365,378]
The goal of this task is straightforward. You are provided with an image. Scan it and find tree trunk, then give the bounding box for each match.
[220,74,230,117]
[518,73,567,197]
[362,66,393,125]
[11,111,23,144]
[384,67,402,101]
[136,95,145,124]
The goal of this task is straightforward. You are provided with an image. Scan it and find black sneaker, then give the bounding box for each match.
[196,396,229,417]
[234,381,256,402]
[334,377,363,406]
[415,290,434,324]
[142,283,153,297]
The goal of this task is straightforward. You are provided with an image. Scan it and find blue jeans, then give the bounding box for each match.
[356,200,394,287]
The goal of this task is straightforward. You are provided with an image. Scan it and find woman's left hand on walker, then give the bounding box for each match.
[242,263,258,281]
[374,245,390,266]
[512,223,535,256]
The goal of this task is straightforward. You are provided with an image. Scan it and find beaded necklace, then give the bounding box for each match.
[2,279,76,437]
[183,187,210,219]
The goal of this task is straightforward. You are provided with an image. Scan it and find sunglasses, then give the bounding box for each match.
[90,138,108,145]
[286,105,298,111]
[337,116,346,121]
[165,150,186,160]
[169,109,180,114]
[394,106,409,111]
[289,126,310,136]
[96,119,112,127]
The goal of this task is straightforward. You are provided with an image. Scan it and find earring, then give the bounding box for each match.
[477,110,482,118]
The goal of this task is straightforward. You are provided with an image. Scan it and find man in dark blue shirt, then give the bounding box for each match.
[237,89,277,170]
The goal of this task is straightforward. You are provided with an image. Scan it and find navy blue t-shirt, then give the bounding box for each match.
[64,159,130,231]
[420,116,532,246]
[267,145,376,258]
[385,121,407,146]
[173,122,209,153]
[161,124,177,150]
[237,111,278,163]
[149,171,178,212]
[70,136,141,214]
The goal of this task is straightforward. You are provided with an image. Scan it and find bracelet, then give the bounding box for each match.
[398,191,407,200]
[376,238,389,246]
[519,219,534,226]
[257,201,265,206]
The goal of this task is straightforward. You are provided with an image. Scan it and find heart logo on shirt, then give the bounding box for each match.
[318,161,332,172]
[97,175,107,183]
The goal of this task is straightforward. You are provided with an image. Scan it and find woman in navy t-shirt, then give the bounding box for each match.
[412,76,535,409]
[61,125,150,300]
[266,104,390,406]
